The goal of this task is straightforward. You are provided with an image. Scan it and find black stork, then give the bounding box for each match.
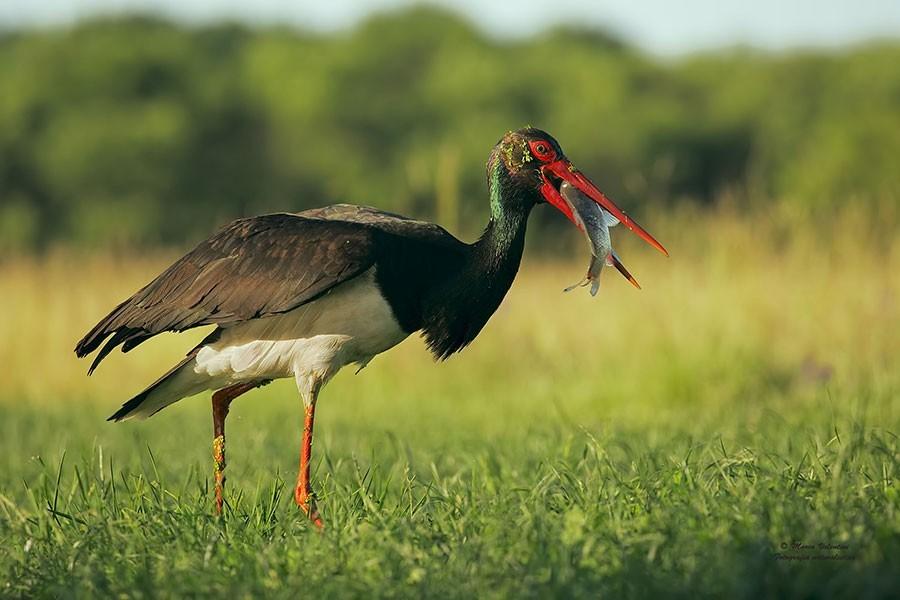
[75,128,667,527]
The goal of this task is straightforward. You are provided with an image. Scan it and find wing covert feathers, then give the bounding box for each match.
[76,213,376,371]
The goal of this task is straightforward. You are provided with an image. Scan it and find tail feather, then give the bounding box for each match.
[108,355,210,422]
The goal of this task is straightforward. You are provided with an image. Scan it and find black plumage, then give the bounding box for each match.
[75,202,529,371]
[76,212,378,371]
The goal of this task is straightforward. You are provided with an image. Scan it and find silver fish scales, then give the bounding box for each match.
[560,181,640,295]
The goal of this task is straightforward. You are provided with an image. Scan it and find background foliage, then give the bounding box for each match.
[1,7,899,251]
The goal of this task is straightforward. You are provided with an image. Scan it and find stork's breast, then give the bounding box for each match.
[194,268,409,381]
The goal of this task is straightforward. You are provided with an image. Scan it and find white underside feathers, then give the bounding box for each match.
[122,268,408,418]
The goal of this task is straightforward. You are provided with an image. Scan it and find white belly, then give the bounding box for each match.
[193,268,408,398]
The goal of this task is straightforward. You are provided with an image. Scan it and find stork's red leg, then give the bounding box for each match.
[294,389,323,528]
[211,382,258,516]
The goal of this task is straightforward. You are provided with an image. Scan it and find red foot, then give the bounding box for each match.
[295,487,324,529]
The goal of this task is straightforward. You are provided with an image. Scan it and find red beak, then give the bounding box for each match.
[540,159,669,257]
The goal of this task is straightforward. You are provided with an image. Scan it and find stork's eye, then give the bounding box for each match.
[528,140,556,162]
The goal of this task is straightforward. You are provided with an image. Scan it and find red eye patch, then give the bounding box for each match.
[528,140,557,162]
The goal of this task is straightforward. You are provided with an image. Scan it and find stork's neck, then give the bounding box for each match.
[478,156,532,254]
[419,162,533,359]
[472,179,531,276]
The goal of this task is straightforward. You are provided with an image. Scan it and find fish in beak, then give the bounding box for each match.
[538,158,668,292]
[559,180,639,294]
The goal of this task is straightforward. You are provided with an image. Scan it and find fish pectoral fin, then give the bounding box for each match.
[601,208,620,228]
[563,277,591,293]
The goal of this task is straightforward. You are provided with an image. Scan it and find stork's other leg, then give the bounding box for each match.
[212,382,258,516]
[294,381,323,528]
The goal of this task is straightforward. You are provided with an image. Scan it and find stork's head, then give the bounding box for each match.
[488,127,668,256]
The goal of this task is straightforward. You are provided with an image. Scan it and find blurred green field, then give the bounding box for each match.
[1,208,899,598]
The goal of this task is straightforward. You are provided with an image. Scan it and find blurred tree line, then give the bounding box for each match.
[1,7,898,250]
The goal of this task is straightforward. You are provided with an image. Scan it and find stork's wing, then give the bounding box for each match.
[296,203,452,239]
[75,213,378,373]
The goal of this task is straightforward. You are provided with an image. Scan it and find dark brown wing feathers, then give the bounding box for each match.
[75,212,378,373]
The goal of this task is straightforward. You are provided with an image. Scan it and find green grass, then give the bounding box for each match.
[1,395,897,598]
[1,210,899,597]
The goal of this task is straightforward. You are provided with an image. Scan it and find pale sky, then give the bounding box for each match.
[2,0,899,55]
